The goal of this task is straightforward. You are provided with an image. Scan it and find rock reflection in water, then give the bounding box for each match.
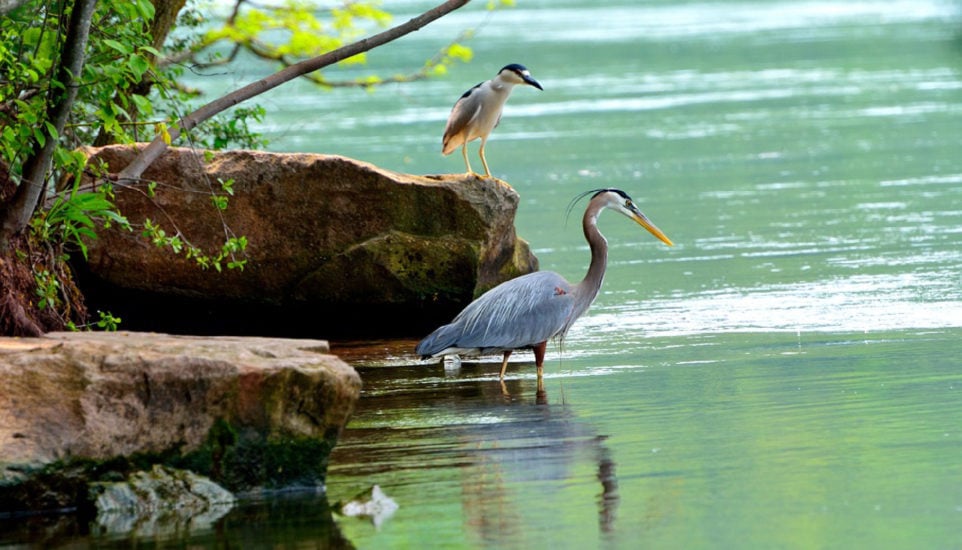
[0,491,351,548]
[93,501,234,540]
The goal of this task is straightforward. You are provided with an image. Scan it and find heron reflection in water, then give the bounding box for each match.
[416,188,673,379]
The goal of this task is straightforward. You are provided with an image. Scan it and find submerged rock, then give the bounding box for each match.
[77,146,538,338]
[0,331,361,515]
[91,465,235,537]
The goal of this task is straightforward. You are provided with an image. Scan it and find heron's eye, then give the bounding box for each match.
[625,199,633,208]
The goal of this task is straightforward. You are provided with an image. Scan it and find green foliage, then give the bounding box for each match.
[0,0,270,175]
[200,106,268,150]
[1,0,486,330]
[94,310,122,331]
[210,195,229,211]
[66,310,122,332]
[2,0,255,329]
[200,0,393,67]
[26,177,130,319]
[31,188,131,261]
[0,0,158,159]
[428,42,475,77]
[33,268,60,311]
[209,177,235,211]
[141,218,248,273]
[182,0,481,89]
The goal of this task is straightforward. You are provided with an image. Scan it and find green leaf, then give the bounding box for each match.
[103,39,131,55]
[131,93,153,115]
[32,126,45,147]
[127,54,150,81]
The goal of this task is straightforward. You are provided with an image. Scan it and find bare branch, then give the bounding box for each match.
[117,0,471,184]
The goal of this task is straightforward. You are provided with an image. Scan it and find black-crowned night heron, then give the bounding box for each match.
[442,63,543,178]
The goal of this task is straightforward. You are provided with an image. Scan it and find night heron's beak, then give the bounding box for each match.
[524,75,544,91]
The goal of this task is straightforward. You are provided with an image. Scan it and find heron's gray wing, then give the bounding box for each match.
[415,321,462,357]
[442,84,483,153]
[448,271,574,350]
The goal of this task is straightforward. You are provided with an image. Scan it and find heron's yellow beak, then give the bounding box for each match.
[632,212,674,247]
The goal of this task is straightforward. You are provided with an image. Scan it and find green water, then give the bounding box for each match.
[328,330,962,548]
[6,0,962,547]
[310,0,962,547]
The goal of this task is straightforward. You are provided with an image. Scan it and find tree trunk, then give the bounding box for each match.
[0,0,98,245]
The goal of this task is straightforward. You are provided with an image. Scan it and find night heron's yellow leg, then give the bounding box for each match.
[499,350,512,379]
[461,144,473,175]
[479,140,492,177]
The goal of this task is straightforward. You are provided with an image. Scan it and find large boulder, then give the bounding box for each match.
[76,146,538,337]
[0,331,361,514]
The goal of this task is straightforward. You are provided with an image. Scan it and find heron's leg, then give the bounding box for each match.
[479,139,492,178]
[533,341,547,379]
[461,143,473,175]
[499,350,512,379]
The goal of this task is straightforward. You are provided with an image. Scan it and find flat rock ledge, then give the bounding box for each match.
[77,145,539,338]
[0,331,361,516]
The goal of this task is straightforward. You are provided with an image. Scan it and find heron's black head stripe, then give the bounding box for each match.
[499,63,529,76]
[591,188,629,200]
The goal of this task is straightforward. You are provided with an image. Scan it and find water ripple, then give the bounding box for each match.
[579,272,962,340]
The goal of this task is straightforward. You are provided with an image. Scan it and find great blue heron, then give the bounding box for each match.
[442,63,543,178]
[416,188,673,379]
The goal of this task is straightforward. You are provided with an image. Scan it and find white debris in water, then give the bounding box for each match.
[339,485,399,529]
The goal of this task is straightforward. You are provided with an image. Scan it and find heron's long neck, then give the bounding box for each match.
[574,210,608,314]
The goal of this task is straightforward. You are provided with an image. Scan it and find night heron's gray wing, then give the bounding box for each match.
[416,271,575,357]
[442,83,483,155]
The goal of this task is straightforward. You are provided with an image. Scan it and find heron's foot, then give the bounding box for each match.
[467,170,495,181]
[536,386,547,404]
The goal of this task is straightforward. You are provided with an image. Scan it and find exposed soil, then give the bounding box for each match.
[0,234,86,337]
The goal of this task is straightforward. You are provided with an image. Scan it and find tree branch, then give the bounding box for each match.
[117,0,471,184]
